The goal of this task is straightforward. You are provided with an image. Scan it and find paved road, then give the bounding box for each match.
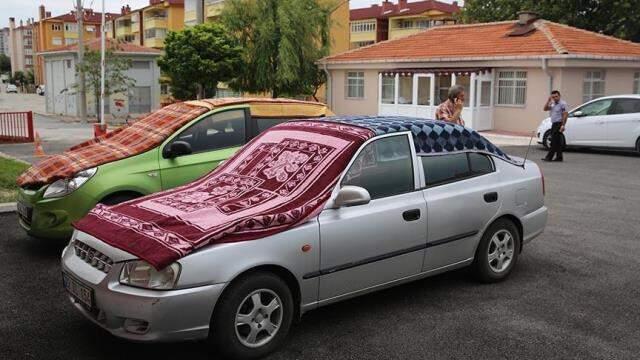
[1,146,639,360]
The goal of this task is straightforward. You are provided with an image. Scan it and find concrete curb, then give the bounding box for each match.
[0,202,17,213]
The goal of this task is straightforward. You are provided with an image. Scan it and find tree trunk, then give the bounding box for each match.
[196,84,204,100]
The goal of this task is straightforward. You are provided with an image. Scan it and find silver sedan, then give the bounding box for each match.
[61,117,547,359]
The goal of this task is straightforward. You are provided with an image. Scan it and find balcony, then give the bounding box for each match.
[144,17,167,30]
[116,25,132,38]
[144,37,165,48]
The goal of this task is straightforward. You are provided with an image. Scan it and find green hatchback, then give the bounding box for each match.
[16,98,331,240]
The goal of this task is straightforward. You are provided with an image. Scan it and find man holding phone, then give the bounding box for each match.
[543,90,569,162]
[435,85,465,126]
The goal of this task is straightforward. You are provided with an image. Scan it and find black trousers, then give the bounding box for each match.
[546,122,564,160]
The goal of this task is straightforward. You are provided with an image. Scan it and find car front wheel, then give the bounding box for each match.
[472,219,521,283]
[542,130,552,149]
[209,272,294,360]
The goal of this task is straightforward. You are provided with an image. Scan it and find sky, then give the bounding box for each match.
[0,0,461,28]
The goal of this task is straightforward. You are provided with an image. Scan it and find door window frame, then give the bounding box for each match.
[419,151,496,189]
[608,97,640,115]
[161,106,250,159]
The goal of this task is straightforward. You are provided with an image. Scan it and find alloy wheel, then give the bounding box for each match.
[235,289,283,348]
[487,229,515,273]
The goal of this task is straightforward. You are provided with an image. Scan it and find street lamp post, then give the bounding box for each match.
[100,0,106,127]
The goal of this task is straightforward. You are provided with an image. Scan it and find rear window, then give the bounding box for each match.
[421,152,494,186]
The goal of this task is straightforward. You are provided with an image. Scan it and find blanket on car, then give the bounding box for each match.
[73,121,374,269]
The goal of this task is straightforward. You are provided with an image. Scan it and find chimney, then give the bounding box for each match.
[382,0,394,12]
[126,5,131,12]
[46,11,51,17]
[9,17,15,30]
[20,20,23,28]
[39,5,46,20]
[398,0,408,8]
[517,11,539,25]
[452,1,459,7]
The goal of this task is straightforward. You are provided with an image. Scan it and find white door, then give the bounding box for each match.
[414,74,435,118]
[565,98,612,146]
[605,98,640,147]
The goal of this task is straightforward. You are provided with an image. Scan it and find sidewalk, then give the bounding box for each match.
[479,130,537,147]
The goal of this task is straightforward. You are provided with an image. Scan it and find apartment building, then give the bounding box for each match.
[0,27,10,57]
[33,5,118,85]
[8,18,34,76]
[350,0,460,49]
[109,1,185,49]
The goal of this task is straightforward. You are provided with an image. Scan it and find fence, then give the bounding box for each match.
[0,111,35,143]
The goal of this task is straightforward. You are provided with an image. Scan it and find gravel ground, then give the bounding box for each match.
[1,145,639,360]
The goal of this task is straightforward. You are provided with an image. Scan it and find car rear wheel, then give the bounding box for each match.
[472,219,521,283]
[636,138,640,155]
[209,272,294,360]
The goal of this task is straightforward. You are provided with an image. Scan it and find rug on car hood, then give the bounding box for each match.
[73,120,373,269]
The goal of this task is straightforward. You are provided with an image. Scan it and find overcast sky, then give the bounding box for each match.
[1,0,461,28]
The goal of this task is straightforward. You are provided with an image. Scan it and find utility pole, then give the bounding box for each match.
[100,0,106,126]
[76,0,87,123]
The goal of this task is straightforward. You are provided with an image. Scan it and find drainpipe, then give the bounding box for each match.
[323,63,332,109]
[541,57,553,94]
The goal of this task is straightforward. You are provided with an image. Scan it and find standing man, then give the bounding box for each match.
[435,85,466,126]
[542,90,569,162]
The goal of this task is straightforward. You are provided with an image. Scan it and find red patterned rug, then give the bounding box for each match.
[74,121,374,269]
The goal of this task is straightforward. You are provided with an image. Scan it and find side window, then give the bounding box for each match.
[421,152,494,186]
[342,135,414,199]
[254,118,289,134]
[576,99,612,117]
[170,109,246,155]
[608,99,640,115]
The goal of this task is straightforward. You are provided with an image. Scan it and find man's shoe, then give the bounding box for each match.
[541,158,552,162]
[552,158,563,162]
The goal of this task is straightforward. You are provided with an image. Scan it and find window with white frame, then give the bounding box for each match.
[480,81,491,107]
[64,23,78,32]
[345,71,365,99]
[634,72,639,94]
[456,75,471,107]
[398,75,413,104]
[350,21,376,33]
[52,23,62,31]
[583,71,605,102]
[52,37,63,46]
[65,38,78,45]
[381,74,395,104]
[496,71,527,106]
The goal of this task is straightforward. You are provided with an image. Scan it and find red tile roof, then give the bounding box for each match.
[351,0,460,21]
[40,38,162,54]
[321,20,640,63]
[47,10,119,23]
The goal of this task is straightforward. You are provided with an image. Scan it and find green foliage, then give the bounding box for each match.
[0,54,10,74]
[221,0,333,98]
[158,22,243,100]
[460,0,640,42]
[10,71,27,85]
[75,44,135,118]
[0,157,29,203]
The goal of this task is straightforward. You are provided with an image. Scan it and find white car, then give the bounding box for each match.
[6,84,18,93]
[537,95,640,153]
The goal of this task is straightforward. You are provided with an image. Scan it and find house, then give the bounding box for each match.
[319,12,640,133]
[350,0,460,49]
[8,18,34,76]
[33,6,119,85]
[108,0,185,49]
[40,38,162,120]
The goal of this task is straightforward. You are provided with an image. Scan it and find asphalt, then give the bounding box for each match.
[1,146,639,360]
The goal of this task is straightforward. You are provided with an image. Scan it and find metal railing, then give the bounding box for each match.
[0,111,34,143]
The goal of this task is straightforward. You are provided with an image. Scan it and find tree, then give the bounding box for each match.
[158,22,243,100]
[0,54,10,74]
[460,0,640,42]
[221,0,333,99]
[75,44,135,121]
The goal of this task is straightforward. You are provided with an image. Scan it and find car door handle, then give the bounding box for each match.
[484,192,498,203]
[402,209,421,222]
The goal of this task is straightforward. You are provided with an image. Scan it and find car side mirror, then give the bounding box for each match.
[163,141,192,159]
[333,186,371,208]
[572,110,585,117]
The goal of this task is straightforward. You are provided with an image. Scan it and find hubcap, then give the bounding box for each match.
[235,289,283,348]
[487,229,515,273]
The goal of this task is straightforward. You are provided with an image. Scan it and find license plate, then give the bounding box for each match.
[62,273,94,310]
[17,201,32,224]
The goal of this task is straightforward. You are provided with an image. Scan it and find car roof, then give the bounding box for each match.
[588,94,640,101]
[316,115,513,162]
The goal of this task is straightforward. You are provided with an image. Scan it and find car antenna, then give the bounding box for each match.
[521,131,535,169]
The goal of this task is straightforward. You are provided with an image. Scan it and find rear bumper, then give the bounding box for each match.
[61,244,226,342]
[521,206,548,245]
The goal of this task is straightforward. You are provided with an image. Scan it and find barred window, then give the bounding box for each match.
[583,71,606,103]
[345,71,365,99]
[496,71,527,106]
[634,72,639,95]
[351,21,376,33]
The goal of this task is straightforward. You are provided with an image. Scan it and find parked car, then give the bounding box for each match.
[17,98,332,240]
[537,95,640,153]
[61,116,548,359]
[36,84,45,96]
[6,84,18,93]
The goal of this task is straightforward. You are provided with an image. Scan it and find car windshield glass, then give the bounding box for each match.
[577,99,612,116]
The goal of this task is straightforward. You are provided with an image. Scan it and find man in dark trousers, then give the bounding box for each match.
[542,90,569,162]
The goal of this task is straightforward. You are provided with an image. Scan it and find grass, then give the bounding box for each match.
[0,157,30,203]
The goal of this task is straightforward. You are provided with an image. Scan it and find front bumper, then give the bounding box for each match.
[61,243,226,342]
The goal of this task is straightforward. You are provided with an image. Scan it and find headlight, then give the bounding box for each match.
[43,167,97,199]
[119,260,181,290]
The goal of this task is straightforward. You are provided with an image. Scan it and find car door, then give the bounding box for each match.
[158,108,248,190]
[605,98,640,148]
[420,152,501,271]
[316,133,427,301]
[565,98,612,146]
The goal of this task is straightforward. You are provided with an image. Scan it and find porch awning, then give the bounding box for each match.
[381,68,492,76]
